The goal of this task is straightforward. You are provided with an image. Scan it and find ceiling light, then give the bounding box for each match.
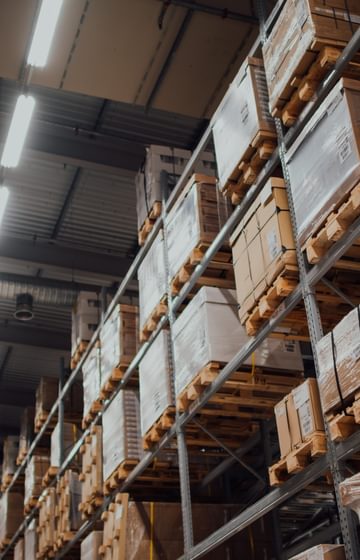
[0,187,9,226]
[0,95,35,168]
[14,294,34,321]
[27,0,64,68]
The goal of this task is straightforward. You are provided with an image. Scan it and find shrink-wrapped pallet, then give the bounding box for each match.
[71,291,101,355]
[24,519,37,560]
[14,538,24,560]
[286,79,360,247]
[83,344,101,418]
[0,491,23,545]
[138,229,167,332]
[24,455,50,506]
[173,286,303,398]
[166,175,230,282]
[1,436,19,487]
[139,330,173,437]
[81,530,103,560]
[290,544,345,560]
[212,57,275,192]
[316,306,360,414]
[17,407,35,464]
[100,304,138,386]
[340,473,360,520]
[102,389,142,481]
[50,422,80,467]
[263,0,360,116]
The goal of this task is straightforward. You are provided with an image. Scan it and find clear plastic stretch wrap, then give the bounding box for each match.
[71,291,101,355]
[81,530,103,560]
[51,422,80,467]
[173,286,303,397]
[166,178,230,281]
[340,473,360,520]
[212,57,275,189]
[100,304,138,386]
[82,345,101,417]
[262,0,360,114]
[18,407,34,462]
[24,519,37,560]
[0,491,23,543]
[316,306,360,414]
[24,455,50,505]
[138,229,167,331]
[289,544,345,560]
[286,79,360,246]
[14,538,24,560]
[139,329,173,436]
[102,389,143,481]
[1,435,19,483]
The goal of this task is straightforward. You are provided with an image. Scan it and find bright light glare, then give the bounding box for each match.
[0,187,9,227]
[27,0,64,67]
[1,95,36,168]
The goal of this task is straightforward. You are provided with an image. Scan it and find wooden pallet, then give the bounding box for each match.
[24,495,39,514]
[70,340,89,370]
[42,466,59,488]
[140,296,168,342]
[170,242,234,296]
[34,409,58,434]
[16,449,27,466]
[1,472,24,493]
[99,363,138,402]
[221,129,278,204]
[138,201,162,246]
[326,391,360,442]
[82,399,103,429]
[142,406,176,450]
[269,431,327,486]
[78,494,104,519]
[177,361,302,418]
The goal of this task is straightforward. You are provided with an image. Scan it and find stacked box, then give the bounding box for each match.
[51,422,81,467]
[102,389,143,481]
[138,229,167,332]
[274,379,325,458]
[262,0,360,116]
[99,304,138,386]
[24,519,37,560]
[0,491,23,545]
[72,291,101,355]
[82,344,101,419]
[24,455,50,506]
[55,471,82,541]
[139,330,173,437]
[37,487,56,559]
[316,306,360,414]
[166,175,230,282]
[14,538,24,560]
[340,472,360,521]
[290,544,345,560]
[1,436,19,487]
[81,530,103,560]
[17,407,35,464]
[212,57,275,192]
[230,177,297,321]
[286,79,360,247]
[79,426,103,516]
[173,286,303,399]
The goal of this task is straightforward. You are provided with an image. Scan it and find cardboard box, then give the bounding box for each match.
[0,491,23,543]
[82,344,101,418]
[71,291,101,354]
[212,57,275,189]
[286,79,360,246]
[17,407,35,464]
[81,531,103,560]
[289,544,345,560]
[24,455,50,505]
[262,0,360,114]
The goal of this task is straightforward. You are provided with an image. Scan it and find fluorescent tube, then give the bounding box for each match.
[27,0,64,68]
[0,187,9,227]
[1,95,36,168]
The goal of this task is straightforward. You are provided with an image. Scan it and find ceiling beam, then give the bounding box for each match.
[0,271,115,294]
[0,236,133,280]
[0,324,70,350]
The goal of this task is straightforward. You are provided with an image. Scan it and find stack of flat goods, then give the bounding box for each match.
[17,407,35,464]
[24,455,50,513]
[81,530,103,560]
[71,291,101,369]
[166,173,233,296]
[42,422,81,487]
[1,435,19,491]
[269,379,327,485]
[213,57,276,203]
[37,487,56,559]
[263,0,360,126]
[54,470,82,553]
[82,344,102,428]
[289,544,345,560]
[24,519,37,560]
[99,304,138,398]
[14,538,24,560]
[317,306,360,441]
[0,491,23,550]
[79,426,103,519]
[230,177,299,336]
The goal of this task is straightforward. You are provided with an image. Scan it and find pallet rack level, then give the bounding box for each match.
[2,8,360,560]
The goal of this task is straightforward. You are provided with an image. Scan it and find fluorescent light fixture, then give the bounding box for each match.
[1,95,36,168]
[27,0,64,67]
[0,187,9,227]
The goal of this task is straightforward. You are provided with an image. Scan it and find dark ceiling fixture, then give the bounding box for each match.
[14,293,34,321]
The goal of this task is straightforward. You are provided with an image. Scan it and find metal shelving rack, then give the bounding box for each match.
[2,2,360,558]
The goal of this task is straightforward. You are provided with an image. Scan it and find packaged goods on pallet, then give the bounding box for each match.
[81,530,103,560]
[0,491,23,548]
[212,57,276,201]
[83,344,101,425]
[339,472,360,522]
[51,421,81,467]
[55,470,82,549]
[24,455,50,511]
[71,291,101,364]
[166,174,233,295]
[17,407,34,464]
[35,375,83,433]
[286,79,360,254]
[290,544,345,560]
[230,177,297,332]
[1,435,19,489]
[263,0,360,125]
[14,538,24,560]
[173,286,303,409]
[37,487,56,559]
[79,426,103,519]
[138,229,167,340]
[24,519,37,560]
[139,329,174,447]
[99,303,138,391]
[102,389,142,482]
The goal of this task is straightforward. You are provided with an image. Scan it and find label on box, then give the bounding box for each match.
[283,340,296,354]
[240,102,249,124]
[266,228,279,259]
[336,128,352,165]
[298,401,314,438]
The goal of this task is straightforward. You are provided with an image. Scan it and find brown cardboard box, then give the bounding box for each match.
[0,491,24,544]
[290,543,345,560]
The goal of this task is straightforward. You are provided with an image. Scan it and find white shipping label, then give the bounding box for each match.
[298,401,314,438]
[336,128,352,165]
[266,228,280,260]
[283,340,296,354]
